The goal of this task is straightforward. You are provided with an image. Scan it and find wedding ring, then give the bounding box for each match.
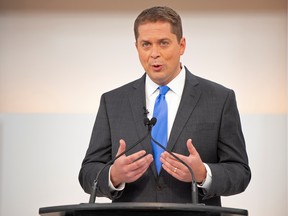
[173,167,177,173]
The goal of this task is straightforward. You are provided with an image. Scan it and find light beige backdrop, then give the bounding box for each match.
[0,1,287,216]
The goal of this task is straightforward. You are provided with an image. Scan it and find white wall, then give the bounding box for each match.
[0,1,287,216]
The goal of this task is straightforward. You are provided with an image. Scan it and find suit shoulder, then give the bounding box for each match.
[194,75,233,94]
[102,75,145,98]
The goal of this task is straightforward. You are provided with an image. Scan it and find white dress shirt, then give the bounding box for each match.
[145,66,185,139]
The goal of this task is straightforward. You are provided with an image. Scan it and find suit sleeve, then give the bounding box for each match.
[78,94,123,200]
[203,90,251,199]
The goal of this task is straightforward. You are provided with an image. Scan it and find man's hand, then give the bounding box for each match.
[110,139,153,187]
[160,139,206,183]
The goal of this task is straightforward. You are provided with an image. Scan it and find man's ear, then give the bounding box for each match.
[179,37,186,55]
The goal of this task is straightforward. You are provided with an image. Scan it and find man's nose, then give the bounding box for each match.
[150,45,160,58]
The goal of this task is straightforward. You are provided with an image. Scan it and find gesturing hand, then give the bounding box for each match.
[160,139,206,183]
[110,139,153,187]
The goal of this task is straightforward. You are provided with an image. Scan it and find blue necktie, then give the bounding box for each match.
[152,86,170,174]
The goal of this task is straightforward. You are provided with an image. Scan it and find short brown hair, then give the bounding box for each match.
[134,6,183,42]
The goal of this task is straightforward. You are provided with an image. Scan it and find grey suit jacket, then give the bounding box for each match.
[79,68,251,206]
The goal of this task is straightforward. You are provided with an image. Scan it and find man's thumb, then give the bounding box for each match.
[117,139,126,156]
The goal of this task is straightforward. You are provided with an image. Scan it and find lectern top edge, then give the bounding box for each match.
[39,202,248,216]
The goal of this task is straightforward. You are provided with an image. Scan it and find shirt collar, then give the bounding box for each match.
[145,65,186,97]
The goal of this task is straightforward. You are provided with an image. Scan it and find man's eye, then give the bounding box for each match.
[160,41,169,47]
[142,42,151,48]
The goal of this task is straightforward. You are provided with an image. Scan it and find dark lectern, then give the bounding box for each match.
[39,202,248,216]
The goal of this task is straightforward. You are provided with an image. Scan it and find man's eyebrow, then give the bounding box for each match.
[139,38,170,43]
[139,39,150,42]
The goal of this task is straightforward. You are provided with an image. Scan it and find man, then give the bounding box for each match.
[79,6,251,206]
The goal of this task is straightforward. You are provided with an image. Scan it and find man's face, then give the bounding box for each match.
[136,21,186,86]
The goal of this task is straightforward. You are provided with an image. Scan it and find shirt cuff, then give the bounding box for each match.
[108,165,125,191]
[197,163,212,191]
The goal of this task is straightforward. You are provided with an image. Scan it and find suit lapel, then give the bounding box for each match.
[167,70,202,152]
[128,74,153,155]
[128,74,159,177]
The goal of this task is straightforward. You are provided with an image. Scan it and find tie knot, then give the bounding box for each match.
[159,86,169,96]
